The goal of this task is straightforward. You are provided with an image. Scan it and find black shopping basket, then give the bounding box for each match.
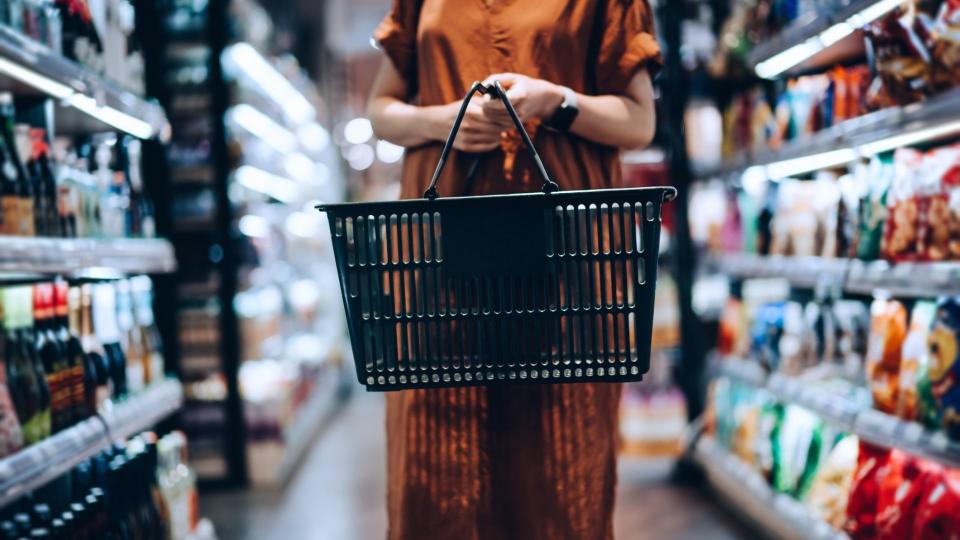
[318,81,676,391]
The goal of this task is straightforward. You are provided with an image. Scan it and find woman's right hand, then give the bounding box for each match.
[427,101,502,153]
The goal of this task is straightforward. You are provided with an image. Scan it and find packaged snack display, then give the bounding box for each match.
[898,302,938,420]
[835,300,872,381]
[919,144,960,260]
[845,442,896,539]
[911,468,960,540]
[856,156,894,261]
[882,149,923,261]
[874,455,941,540]
[927,297,960,438]
[752,302,786,371]
[866,299,909,414]
[773,405,822,495]
[807,434,860,530]
[865,5,935,109]
[930,0,960,90]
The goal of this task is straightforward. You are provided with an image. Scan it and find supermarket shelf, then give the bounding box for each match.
[0,26,168,139]
[706,253,960,298]
[0,236,177,277]
[713,358,960,469]
[0,379,183,507]
[694,435,849,540]
[747,0,901,78]
[692,87,960,180]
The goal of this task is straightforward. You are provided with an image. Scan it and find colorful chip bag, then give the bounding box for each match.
[866,298,909,414]
[927,297,960,439]
[898,302,937,420]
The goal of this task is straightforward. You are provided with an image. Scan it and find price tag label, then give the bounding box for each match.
[858,409,898,437]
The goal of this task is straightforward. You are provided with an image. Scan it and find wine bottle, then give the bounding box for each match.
[0,289,24,457]
[79,285,108,410]
[12,124,35,237]
[28,128,60,237]
[21,286,51,440]
[34,284,67,432]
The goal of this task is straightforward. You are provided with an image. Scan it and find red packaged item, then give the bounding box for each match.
[911,467,960,540]
[876,455,942,539]
[845,441,894,539]
[882,149,923,262]
[918,145,960,261]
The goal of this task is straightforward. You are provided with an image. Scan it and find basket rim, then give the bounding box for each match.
[315,185,678,212]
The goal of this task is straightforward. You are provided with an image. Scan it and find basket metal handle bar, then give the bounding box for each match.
[423,80,560,200]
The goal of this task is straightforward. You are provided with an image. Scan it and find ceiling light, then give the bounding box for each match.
[765,148,859,178]
[65,94,154,139]
[222,42,316,125]
[234,165,300,203]
[227,104,298,153]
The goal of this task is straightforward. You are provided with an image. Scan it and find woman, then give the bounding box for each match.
[367,1,662,538]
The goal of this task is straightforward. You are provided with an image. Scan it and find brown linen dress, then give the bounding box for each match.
[374,1,662,538]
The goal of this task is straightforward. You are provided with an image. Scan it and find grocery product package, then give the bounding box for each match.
[856,156,894,260]
[772,405,823,497]
[930,0,960,89]
[752,302,786,371]
[911,468,960,540]
[918,144,960,261]
[882,149,923,261]
[874,454,942,539]
[897,302,937,420]
[864,4,935,109]
[844,442,896,539]
[806,434,860,530]
[927,297,960,438]
[835,300,872,381]
[865,298,908,414]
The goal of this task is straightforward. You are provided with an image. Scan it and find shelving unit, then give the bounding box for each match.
[746,0,902,79]
[705,253,960,298]
[693,435,849,540]
[714,358,960,470]
[0,236,176,277]
[693,87,960,180]
[0,379,183,507]
[0,26,168,139]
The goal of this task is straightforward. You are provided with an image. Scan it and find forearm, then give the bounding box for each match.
[568,93,655,149]
[368,96,444,148]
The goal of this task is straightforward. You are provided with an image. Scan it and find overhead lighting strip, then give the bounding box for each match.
[751,117,960,180]
[222,43,316,126]
[0,54,160,139]
[755,0,905,79]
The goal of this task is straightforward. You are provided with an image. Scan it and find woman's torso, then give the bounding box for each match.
[398,0,623,200]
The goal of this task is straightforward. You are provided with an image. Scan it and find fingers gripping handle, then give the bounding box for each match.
[422,80,559,200]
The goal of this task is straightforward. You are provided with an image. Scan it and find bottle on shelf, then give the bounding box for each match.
[57,282,90,424]
[79,284,108,410]
[20,286,51,441]
[122,138,154,238]
[92,283,126,400]
[0,94,34,237]
[116,280,144,394]
[5,287,48,444]
[28,128,60,237]
[0,290,24,458]
[33,284,68,433]
[56,0,104,74]
[132,276,163,385]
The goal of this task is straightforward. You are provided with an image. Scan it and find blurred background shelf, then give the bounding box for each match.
[0,236,177,277]
[0,379,183,508]
[693,435,849,540]
[0,26,168,139]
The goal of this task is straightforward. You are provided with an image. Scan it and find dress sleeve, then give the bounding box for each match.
[373,0,422,89]
[594,0,663,94]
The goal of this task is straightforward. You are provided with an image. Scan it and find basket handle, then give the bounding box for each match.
[423,80,559,200]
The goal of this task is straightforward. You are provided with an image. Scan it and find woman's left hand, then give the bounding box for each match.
[481,73,564,128]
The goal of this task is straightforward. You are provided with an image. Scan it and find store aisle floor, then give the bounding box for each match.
[202,392,752,540]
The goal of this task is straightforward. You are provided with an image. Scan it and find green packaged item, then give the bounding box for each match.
[772,405,821,496]
[928,297,960,438]
[855,155,894,260]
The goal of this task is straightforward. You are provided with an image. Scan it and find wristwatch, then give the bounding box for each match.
[545,86,579,132]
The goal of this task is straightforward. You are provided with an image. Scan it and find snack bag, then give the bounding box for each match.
[930,0,960,89]
[864,5,935,109]
[927,298,960,438]
[865,298,909,414]
[835,300,871,382]
[753,302,786,372]
[875,455,942,540]
[917,145,960,261]
[772,405,821,495]
[882,149,922,262]
[856,156,894,261]
[844,441,894,539]
[910,467,960,540]
[897,302,937,420]
[807,435,860,530]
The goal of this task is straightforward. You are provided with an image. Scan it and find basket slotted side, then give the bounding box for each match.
[321,187,671,391]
